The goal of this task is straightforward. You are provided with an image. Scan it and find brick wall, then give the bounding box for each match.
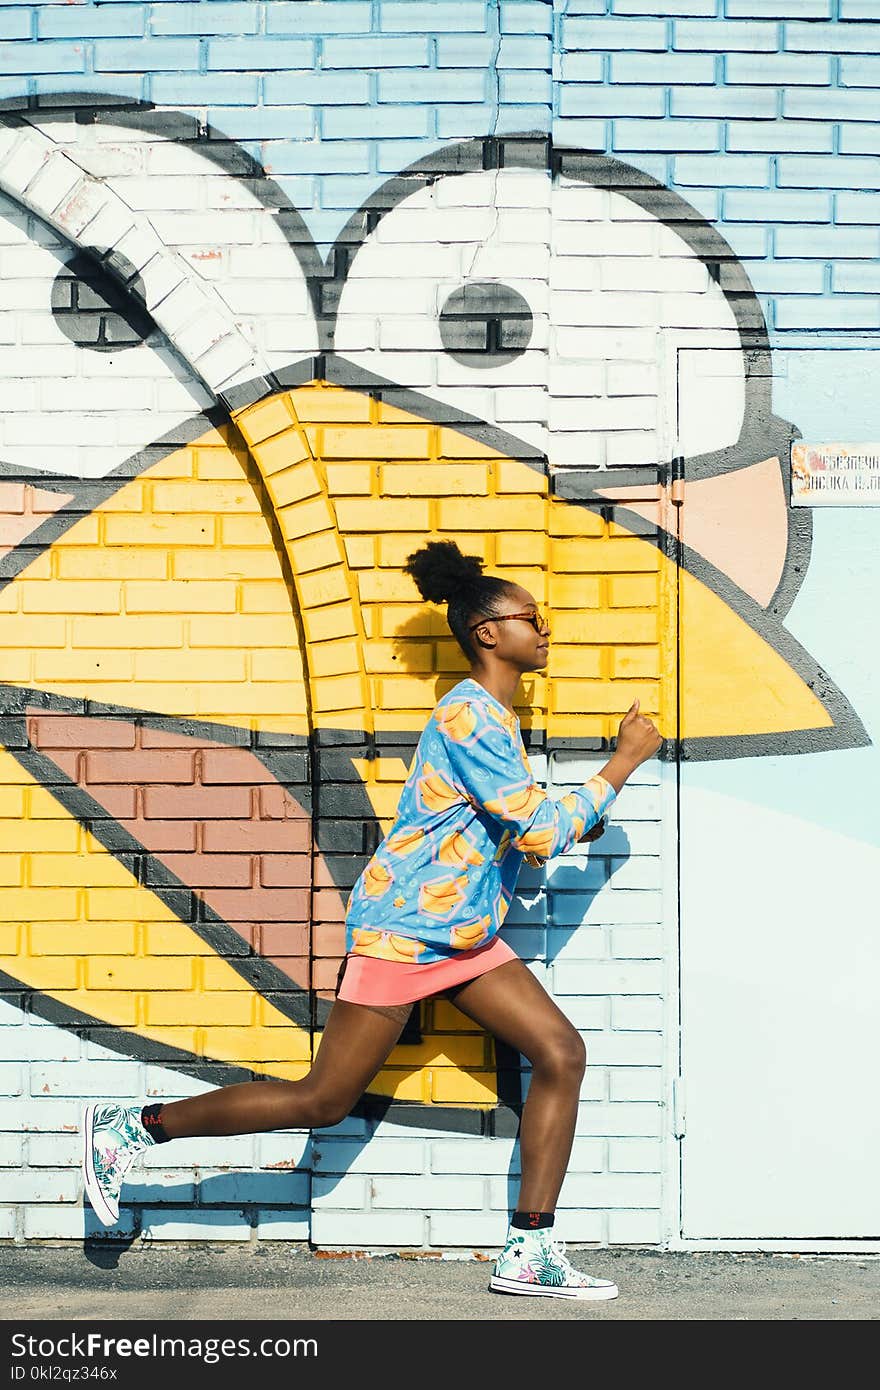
[0,1,874,1248]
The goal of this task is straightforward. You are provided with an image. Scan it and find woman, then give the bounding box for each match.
[82,540,662,1300]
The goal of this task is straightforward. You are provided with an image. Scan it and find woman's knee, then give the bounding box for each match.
[531,1027,587,1081]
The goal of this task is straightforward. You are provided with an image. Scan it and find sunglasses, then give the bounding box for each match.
[467,609,550,635]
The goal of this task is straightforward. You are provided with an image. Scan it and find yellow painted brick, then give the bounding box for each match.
[103,516,215,547]
[548,575,602,608]
[29,923,137,954]
[377,532,487,568]
[437,497,547,531]
[193,448,249,482]
[368,1068,428,1103]
[277,497,336,544]
[187,614,293,647]
[0,888,79,921]
[135,651,247,682]
[342,535,375,568]
[0,818,76,853]
[0,925,18,952]
[143,1025,200,1052]
[609,516,660,539]
[371,709,428,733]
[334,498,431,533]
[266,461,324,510]
[0,855,20,886]
[146,992,255,1027]
[0,615,64,647]
[433,639,472,674]
[33,652,133,683]
[302,602,359,645]
[71,615,184,647]
[550,537,659,573]
[551,680,658,715]
[297,567,353,608]
[308,639,363,679]
[324,463,376,495]
[0,956,77,988]
[438,427,504,460]
[322,425,431,461]
[124,580,237,613]
[611,646,661,679]
[27,856,134,889]
[86,956,194,990]
[198,684,308,717]
[249,650,306,682]
[56,549,167,581]
[310,674,367,714]
[549,504,608,538]
[172,549,281,581]
[21,581,121,613]
[220,515,275,546]
[0,791,29,820]
[495,459,548,493]
[248,428,311,478]
[51,989,137,1024]
[99,483,144,513]
[609,574,660,607]
[0,654,30,680]
[491,567,546,595]
[235,394,296,445]
[357,570,425,604]
[239,583,291,614]
[429,1000,481,1031]
[140,925,216,955]
[289,386,372,424]
[84,889,173,921]
[288,532,343,575]
[372,676,435,710]
[201,958,255,987]
[552,611,658,644]
[150,481,258,514]
[546,645,604,679]
[201,1025,311,1064]
[380,462,489,496]
[378,605,447,638]
[362,640,432,675]
[430,1069,498,1104]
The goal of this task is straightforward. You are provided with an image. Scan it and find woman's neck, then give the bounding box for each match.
[467,665,520,715]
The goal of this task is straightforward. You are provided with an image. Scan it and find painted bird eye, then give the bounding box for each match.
[51,250,154,354]
[438,281,533,367]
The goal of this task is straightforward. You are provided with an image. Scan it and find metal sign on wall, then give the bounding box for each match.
[791,443,880,506]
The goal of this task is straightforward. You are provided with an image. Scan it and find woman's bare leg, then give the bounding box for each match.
[156,998,412,1139]
[444,959,586,1212]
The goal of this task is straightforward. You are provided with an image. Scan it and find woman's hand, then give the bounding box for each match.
[615,698,663,767]
[579,816,607,844]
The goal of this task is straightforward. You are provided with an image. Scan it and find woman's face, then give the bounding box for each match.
[471,585,550,671]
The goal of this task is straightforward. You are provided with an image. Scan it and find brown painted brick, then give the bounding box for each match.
[142,786,251,819]
[199,749,278,784]
[207,887,310,922]
[146,852,253,888]
[85,750,196,785]
[258,853,312,888]
[202,819,309,853]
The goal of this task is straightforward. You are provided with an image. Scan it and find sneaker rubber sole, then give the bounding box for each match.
[489,1272,619,1300]
[81,1103,117,1228]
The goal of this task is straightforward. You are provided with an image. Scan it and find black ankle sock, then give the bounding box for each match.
[140,1104,170,1144]
[511,1210,555,1230]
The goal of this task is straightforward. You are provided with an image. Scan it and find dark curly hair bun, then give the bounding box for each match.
[404,540,485,605]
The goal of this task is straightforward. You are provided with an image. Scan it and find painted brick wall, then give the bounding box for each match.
[0,1,875,1250]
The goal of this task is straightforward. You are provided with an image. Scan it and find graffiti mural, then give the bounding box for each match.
[0,110,866,1137]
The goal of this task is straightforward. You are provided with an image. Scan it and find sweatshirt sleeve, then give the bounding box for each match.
[435,697,616,860]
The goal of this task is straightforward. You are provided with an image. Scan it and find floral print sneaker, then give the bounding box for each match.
[489,1227,619,1300]
[81,1103,156,1227]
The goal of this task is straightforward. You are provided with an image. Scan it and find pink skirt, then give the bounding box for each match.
[335,934,518,1007]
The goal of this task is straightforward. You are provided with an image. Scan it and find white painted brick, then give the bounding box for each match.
[431,1139,519,1175]
[584,1031,664,1066]
[311,1175,370,1208]
[22,152,83,215]
[577,1103,663,1138]
[140,1210,252,1240]
[610,1068,664,1102]
[125,1172,197,1202]
[0,1099,82,1132]
[608,855,663,890]
[608,1209,663,1244]
[0,1134,24,1166]
[24,1205,88,1240]
[546,926,610,961]
[427,1211,506,1247]
[372,1176,485,1209]
[255,1132,312,1168]
[557,1172,661,1206]
[611,926,664,958]
[312,1137,425,1174]
[312,1210,424,1246]
[27,1133,78,1166]
[3,1170,80,1203]
[611,997,664,1030]
[30,1061,136,1097]
[0,1206,16,1239]
[609,1138,663,1172]
[0,1065,23,1095]
[254,1212,310,1240]
[558,997,610,1030]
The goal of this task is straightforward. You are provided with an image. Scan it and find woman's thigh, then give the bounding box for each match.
[305,998,413,1107]
[443,958,585,1068]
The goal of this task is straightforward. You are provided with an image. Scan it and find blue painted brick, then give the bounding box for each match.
[94,38,199,72]
[674,154,769,185]
[152,73,260,104]
[0,9,31,40]
[839,126,880,155]
[498,35,554,68]
[786,20,880,50]
[489,102,553,134]
[726,121,834,153]
[0,43,84,74]
[560,86,666,117]
[612,118,722,151]
[835,191,880,223]
[501,1,555,33]
[552,117,609,148]
[613,0,717,12]
[670,86,777,116]
[783,87,880,118]
[499,71,552,102]
[673,18,779,48]
[725,53,831,83]
[323,35,430,66]
[323,104,431,139]
[436,104,502,137]
[151,3,261,36]
[206,38,316,69]
[839,0,880,14]
[0,78,27,107]
[728,0,829,13]
[723,188,832,221]
[206,107,316,141]
[317,174,385,209]
[266,1,373,34]
[38,5,143,39]
[774,225,880,257]
[559,53,605,82]
[833,263,880,292]
[263,141,372,175]
[377,69,487,102]
[611,53,716,82]
[839,55,880,86]
[778,156,880,189]
[34,73,144,102]
[742,261,825,294]
[435,34,497,66]
[379,2,487,32]
[775,296,880,330]
[263,71,371,104]
[377,137,441,170]
[564,17,668,49]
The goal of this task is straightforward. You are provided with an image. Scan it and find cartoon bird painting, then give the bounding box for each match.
[0,110,866,1134]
